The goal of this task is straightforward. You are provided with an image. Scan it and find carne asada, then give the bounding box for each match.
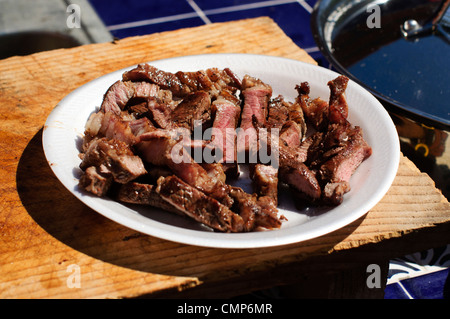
[77,63,372,232]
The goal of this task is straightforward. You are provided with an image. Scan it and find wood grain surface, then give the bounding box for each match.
[0,17,449,299]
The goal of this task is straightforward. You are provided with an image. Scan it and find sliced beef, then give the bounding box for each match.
[327,75,349,125]
[84,111,137,147]
[278,161,322,200]
[279,120,303,148]
[209,90,241,176]
[100,80,136,115]
[229,187,258,231]
[122,64,185,97]
[177,67,241,98]
[302,123,372,205]
[237,75,272,157]
[170,91,212,131]
[79,65,371,232]
[128,117,155,138]
[201,163,227,184]
[318,126,372,184]
[255,195,285,229]
[156,175,244,232]
[116,182,181,215]
[287,100,307,137]
[100,80,166,115]
[78,166,113,197]
[322,181,351,205]
[266,95,290,129]
[122,64,240,98]
[250,164,278,205]
[137,130,233,207]
[229,187,282,231]
[79,137,147,184]
[145,97,174,129]
[295,81,329,131]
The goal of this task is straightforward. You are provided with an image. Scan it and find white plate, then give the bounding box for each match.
[43,53,400,249]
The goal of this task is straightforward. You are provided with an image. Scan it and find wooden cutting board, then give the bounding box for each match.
[0,17,449,299]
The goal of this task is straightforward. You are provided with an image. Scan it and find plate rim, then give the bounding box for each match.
[42,53,400,249]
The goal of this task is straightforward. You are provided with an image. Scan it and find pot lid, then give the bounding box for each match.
[312,0,450,130]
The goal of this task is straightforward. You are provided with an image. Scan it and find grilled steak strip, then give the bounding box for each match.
[296,81,329,131]
[327,75,349,125]
[80,137,147,184]
[156,175,244,232]
[237,75,272,157]
[137,130,233,207]
[170,91,212,131]
[279,120,303,149]
[322,181,351,205]
[210,90,242,176]
[122,64,185,96]
[84,111,138,148]
[278,162,322,200]
[318,125,372,184]
[100,80,175,115]
[100,80,136,115]
[117,182,182,215]
[79,166,113,197]
[229,187,282,231]
[266,95,290,129]
[250,164,278,205]
[122,64,240,98]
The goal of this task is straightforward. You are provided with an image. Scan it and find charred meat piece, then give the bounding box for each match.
[210,90,241,176]
[177,67,241,98]
[100,80,136,115]
[80,138,147,184]
[229,187,258,231]
[122,64,185,97]
[297,75,350,130]
[250,164,278,205]
[128,117,155,138]
[266,96,306,149]
[170,91,212,131]
[306,123,368,169]
[122,64,240,98]
[137,130,233,206]
[79,166,113,197]
[279,120,303,149]
[322,181,351,206]
[156,175,244,232]
[237,75,272,156]
[84,111,138,147]
[318,126,372,184]
[100,80,170,115]
[201,163,227,184]
[287,100,307,137]
[327,75,349,125]
[229,187,283,231]
[116,182,182,215]
[145,97,174,129]
[255,195,285,229]
[295,81,329,131]
[278,161,322,201]
[302,123,372,205]
[266,95,290,129]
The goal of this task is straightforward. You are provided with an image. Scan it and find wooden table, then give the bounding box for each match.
[1,17,449,299]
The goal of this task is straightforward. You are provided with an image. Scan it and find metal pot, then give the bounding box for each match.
[311,0,450,198]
